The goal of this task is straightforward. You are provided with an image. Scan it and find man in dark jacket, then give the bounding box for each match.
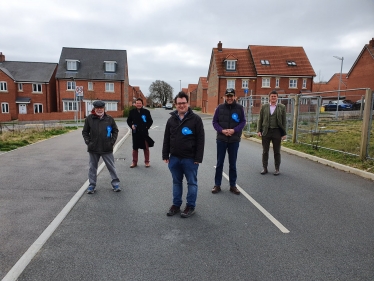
[212,88,246,195]
[82,100,120,194]
[162,91,205,218]
[127,98,154,168]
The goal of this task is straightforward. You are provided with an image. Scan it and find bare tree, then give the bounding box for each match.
[149,80,173,106]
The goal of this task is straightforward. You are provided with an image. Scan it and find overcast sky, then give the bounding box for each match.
[1,0,373,96]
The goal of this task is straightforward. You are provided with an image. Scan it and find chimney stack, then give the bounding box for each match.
[217,41,222,52]
[0,52,5,62]
[370,38,374,48]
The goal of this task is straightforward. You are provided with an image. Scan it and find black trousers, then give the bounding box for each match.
[262,128,282,169]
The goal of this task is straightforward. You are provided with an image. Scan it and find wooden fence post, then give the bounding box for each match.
[359,88,372,160]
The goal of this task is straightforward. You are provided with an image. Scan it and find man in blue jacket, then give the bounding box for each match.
[82,100,120,194]
[162,91,205,218]
[212,88,246,195]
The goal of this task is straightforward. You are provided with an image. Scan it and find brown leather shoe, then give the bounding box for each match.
[273,169,280,176]
[230,186,240,195]
[260,168,268,175]
[211,185,221,194]
[130,163,137,168]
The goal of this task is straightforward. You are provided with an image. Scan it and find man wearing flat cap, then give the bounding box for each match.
[212,88,246,195]
[82,100,121,194]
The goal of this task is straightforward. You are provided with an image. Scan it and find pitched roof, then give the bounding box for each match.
[187,84,198,93]
[199,77,208,88]
[347,38,374,77]
[313,73,348,92]
[249,45,316,77]
[55,47,127,81]
[0,61,57,82]
[211,48,256,77]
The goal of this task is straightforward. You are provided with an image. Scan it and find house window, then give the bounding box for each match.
[33,83,42,93]
[63,101,78,111]
[1,102,9,113]
[0,82,7,91]
[18,83,23,91]
[275,78,280,88]
[227,80,235,89]
[302,78,307,88]
[226,60,236,71]
[289,79,297,88]
[34,103,43,113]
[105,61,116,72]
[105,102,118,111]
[261,60,270,65]
[88,82,93,91]
[66,60,79,71]
[262,78,270,88]
[105,83,114,92]
[242,80,248,88]
[287,60,297,66]
[261,96,269,105]
[67,81,76,90]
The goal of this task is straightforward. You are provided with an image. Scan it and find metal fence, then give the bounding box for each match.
[239,88,374,160]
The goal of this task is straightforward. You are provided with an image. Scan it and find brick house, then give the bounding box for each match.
[55,47,129,118]
[206,41,316,114]
[129,85,147,106]
[0,52,57,121]
[186,83,198,108]
[196,77,208,112]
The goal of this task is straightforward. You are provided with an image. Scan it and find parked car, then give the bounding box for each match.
[352,99,374,110]
[165,103,173,110]
[324,100,353,111]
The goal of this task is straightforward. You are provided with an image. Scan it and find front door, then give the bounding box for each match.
[19,104,27,114]
[85,101,94,117]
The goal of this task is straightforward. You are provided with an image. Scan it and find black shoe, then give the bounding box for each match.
[260,168,268,175]
[167,205,180,216]
[274,169,280,176]
[211,185,221,194]
[181,205,195,218]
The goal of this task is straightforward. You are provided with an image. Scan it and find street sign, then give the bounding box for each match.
[75,86,84,97]
[244,88,248,94]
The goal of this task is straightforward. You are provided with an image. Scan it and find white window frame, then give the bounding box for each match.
[105,83,115,92]
[18,83,23,91]
[34,103,43,113]
[1,102,9,113]
[33,83,42,93]
[242,79,248,88]
[226,60,236,70]
[262,78,270,88]
[88,82,93,91]
[0,81,7,91]
[67,81,76,91]
[302,78,307,89]
[63,101,78,111]
[226,79,235,89]
[275,78,280,88]
[261,96,269,105]
[66,60,78,71]
[105,102,118,111]
[289,79,298,88]
[105,61,116,72]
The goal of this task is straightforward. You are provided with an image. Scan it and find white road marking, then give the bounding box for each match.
[150,126,158,129]
[217,167,290,234]
[2,129,131,281]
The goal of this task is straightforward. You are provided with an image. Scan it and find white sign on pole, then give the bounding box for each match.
[75,86,84,97]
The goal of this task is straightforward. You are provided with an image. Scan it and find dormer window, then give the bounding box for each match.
[105,61,117,72]
[66,60,79,71]
[287,60,297,66]
[261,60,270,65]
[226,60,236,71]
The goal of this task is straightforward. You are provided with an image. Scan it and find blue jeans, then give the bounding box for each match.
[168,155,199,208]
[215,140,240,187]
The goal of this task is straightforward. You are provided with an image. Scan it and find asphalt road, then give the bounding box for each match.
[1,108,374,281]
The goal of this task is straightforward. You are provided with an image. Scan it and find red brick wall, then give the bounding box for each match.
[0,71,17,119]
[0,113,11,122]
[347,49,374,90]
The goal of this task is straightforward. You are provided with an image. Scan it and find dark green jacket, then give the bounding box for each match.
[257,103,286,136]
